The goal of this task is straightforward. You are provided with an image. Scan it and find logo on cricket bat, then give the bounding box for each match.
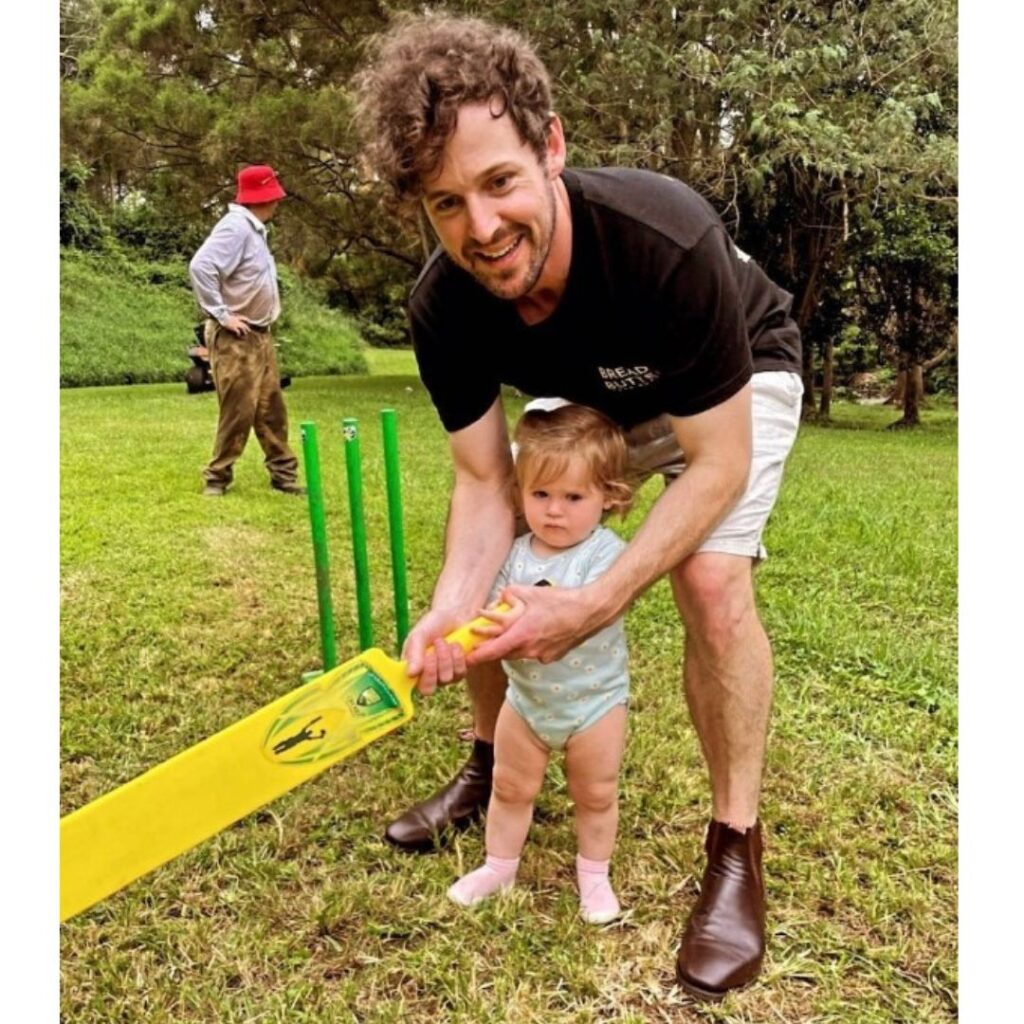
[261,662,405,765]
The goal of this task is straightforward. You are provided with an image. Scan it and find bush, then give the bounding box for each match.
[109,200,209,261]
[60,162,109,251]
[322,252,412,348]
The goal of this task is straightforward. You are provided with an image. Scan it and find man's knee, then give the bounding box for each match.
[671,554,756,652]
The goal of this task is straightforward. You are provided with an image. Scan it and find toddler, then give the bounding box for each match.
[448,404,634,923]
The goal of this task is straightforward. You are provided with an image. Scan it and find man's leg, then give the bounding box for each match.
[672,553,771,829]
[665,373,803,1000]
[250,332,300,490]
[384,660,507,851]
[466,660,508,743]
[204,325,260,491]
[670,552,770,1000]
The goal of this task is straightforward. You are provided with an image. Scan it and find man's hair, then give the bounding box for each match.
[352,13,554,203]
[513,406,634,518]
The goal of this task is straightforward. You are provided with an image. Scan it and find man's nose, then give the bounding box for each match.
[465,196,502,245]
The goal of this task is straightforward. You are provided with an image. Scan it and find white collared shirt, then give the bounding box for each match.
[188,203,281,326]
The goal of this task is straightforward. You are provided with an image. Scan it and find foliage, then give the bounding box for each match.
[61,0,102,79]
[60,248,368,386]
[108,197,209,261]
[862,200,958,362]
[60,371,956,1021]
[448,0,958,397]
[60,159,110,250]
[274,266,371,377]
[60,0,957,378]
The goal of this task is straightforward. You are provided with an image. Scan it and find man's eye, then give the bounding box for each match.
[491,175,512,190]
[434,197,458,213]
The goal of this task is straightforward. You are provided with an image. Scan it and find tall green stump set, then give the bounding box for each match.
[300,409,410,679]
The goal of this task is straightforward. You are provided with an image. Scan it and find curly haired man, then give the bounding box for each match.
[354,14,803,1000]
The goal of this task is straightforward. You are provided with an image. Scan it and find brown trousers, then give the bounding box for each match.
[203,321,298,488]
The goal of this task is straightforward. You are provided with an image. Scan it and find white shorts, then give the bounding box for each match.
[523,371,803,562]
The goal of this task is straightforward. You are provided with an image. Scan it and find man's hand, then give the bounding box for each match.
[466,584,606,666]
[222,315,252,337]
[402,607,472,697]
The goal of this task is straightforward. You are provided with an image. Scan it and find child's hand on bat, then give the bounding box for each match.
[472,594,527,638]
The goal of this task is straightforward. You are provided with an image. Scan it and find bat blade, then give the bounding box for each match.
[61,608,507,923]
[60,646,413,922]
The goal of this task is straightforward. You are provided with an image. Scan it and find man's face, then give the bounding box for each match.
[421,103,566,301]
[248,199,282,224]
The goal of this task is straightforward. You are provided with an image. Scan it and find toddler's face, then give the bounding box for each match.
[521,456,610,550]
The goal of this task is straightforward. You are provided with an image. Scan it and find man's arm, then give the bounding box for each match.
[188,219,250,335]
[404,397,516,692]
[467,382,753,665]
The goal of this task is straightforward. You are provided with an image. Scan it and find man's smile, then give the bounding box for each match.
[473,233,524,265]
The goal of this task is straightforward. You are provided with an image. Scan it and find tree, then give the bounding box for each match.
[860,201,957,427]
[62,1,417,337]
[60,0,102,79]
[455,0,958,416]
[61,0,958,371]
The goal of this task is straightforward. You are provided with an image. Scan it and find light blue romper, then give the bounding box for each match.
[489,526,630,750]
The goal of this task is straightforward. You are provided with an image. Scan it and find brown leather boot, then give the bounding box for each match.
[384,739,493,852]
[675,820,766,1001]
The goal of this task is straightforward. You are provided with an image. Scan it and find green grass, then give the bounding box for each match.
[363,347,418,376]
[59,249,368,386]
[60,379,956,1023]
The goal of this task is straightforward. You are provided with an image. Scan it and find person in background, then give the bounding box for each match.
[189,164,304,497]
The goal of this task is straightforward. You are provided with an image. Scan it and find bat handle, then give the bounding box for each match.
[440,601,513,655]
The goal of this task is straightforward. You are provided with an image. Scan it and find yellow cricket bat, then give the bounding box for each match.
[60,612,500,923]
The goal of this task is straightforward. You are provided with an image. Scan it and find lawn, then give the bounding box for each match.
[60,362,957,1023]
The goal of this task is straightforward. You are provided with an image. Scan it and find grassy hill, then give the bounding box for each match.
[60,248,369,387]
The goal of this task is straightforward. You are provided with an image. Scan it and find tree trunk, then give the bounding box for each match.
[819,336,834,419]
[796,272,821,418]
[889,358,922,429]
[794,236,825,419]
[886,367,906,406]
[891,281,926,428]
[801,339,816,416]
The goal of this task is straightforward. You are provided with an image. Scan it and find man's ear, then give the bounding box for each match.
[545,112,567,179]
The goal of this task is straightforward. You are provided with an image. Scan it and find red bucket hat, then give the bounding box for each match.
[235,164,287,205]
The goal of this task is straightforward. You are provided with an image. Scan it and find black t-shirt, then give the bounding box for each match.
[409,167,802,433]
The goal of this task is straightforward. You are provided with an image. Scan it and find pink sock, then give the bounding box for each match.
[447,854,519,907]
[576,855,620,924]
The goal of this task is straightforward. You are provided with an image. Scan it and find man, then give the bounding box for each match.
[354,15,802,1000]
[189,164,304,497]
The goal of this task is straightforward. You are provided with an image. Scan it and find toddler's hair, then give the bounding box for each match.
[513,405,633,517]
